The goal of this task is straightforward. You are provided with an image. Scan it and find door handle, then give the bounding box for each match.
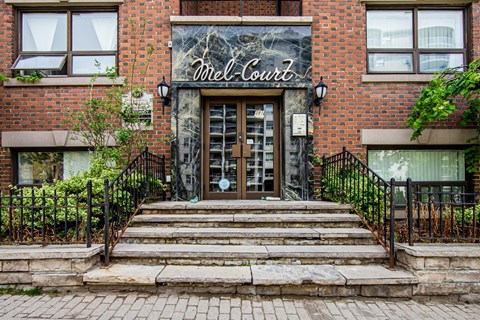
[242,143,252,158]
[232,144,241,158]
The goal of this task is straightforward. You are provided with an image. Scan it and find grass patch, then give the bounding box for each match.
[0,288,43,296]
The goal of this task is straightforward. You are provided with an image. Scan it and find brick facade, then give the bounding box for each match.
[0,0,478,195]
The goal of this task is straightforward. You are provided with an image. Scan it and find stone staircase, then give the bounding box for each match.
[84,201,417,297]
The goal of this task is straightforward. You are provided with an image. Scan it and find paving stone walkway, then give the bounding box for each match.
[0,292,479,320]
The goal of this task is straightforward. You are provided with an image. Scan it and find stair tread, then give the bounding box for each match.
[141,200,352,211]
[123,227,373,239]
[84,263,417,286]
[111,243,387,258]
[133,213,361,223]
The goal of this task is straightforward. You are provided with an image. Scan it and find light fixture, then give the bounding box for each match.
[157,76,170,114]
[314,77,328,107]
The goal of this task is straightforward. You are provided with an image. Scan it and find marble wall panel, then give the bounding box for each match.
[283,89,311,200]
[172,25,311,86]
[171,89,201,201]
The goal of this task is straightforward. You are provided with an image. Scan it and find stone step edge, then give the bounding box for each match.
[122,227,373,239]
[141,201,352,211]
[109,244,389,259]
[133,213,361,223]
[84,264,417,288]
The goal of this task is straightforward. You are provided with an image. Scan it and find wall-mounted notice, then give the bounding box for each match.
[292,113,307,137]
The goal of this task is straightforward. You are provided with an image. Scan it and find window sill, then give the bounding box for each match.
[170,16,313,26]
[3,76,126,87]
[6,0,123,4]
[362,74,434,83]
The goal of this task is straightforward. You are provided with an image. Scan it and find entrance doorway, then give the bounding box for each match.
[203,98,280,200]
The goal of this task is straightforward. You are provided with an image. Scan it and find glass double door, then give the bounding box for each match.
[203,98,280,200]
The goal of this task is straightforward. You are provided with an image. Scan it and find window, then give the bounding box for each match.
[17,151,92,185]
[367,8,466,73]
[368,149,465,182]
[368,149,467,205]
[13,10,117,76]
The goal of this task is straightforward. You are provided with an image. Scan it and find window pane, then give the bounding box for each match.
[419,54,464,72]
[12,55,66,70]
[63,152,91,179]
[368,150,465,182]
[418,11,464,49]
[367,11,413,48]
[73,12,118,51]
[22,13,67,51]
[368,53,413,72]
[72,56,116,74]
[18,152,63,184]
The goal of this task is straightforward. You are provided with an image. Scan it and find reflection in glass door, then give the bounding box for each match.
[245,103,275,193]
[204,98,279,200]
[208,104,238,195]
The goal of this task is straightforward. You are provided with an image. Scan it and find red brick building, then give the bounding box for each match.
[0,0,478,200]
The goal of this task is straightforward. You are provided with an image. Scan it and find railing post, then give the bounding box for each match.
[8,188,13,241]
[103,178,110,266]
[406,178,413,246]
[145,147,150,198]
[86,180,92,248]
[389,178,396,270]
[240,0,243,17]
[321,155,326,200]
[276,0,281,16]
[341,146,346,204]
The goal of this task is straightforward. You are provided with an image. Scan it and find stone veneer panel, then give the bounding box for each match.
[172,89,201,201]
[283,89,311,200]
[172,25,311,85]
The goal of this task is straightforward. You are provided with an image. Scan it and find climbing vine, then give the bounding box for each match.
[407,59,480,172]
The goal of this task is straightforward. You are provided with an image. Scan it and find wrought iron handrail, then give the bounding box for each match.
[321,147,396,269]
[0,184,93,245]
[180,0,302,17]
[404,178,479,244]
[102,147,166,265]
[321,147,478,267]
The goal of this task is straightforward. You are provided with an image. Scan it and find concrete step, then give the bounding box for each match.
[140,200,352,215]
[84,263,417,297]
[131,213,361,228]
[121,227,377,245]
[110,243,388,265]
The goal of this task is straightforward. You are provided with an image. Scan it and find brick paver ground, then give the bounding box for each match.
[0,292,479,320]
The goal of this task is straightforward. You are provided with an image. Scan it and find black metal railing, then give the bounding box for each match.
[401,178,479,244]
[0,184,94,245]
[180,0,302,16]
[321,147,479,267]
[321,147,396,268]
[102,147,166,265]
[0,148,166,257]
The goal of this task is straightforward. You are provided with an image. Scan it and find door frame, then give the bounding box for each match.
[202,97,281,200]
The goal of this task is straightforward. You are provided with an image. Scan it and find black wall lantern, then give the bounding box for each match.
[314,77,328,107]
[157,76,170,114]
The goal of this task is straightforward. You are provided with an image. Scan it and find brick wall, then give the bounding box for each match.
[0,0,478,193]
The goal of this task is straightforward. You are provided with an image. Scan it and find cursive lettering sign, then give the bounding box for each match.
[191,58,295,82]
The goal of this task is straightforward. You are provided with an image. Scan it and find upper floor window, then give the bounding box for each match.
[13,9,118,77]
[366,8,466,73]
[180,0,302,16]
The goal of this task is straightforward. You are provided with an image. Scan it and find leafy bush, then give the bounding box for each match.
[322,169,390,226]
[0,158,120,242]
